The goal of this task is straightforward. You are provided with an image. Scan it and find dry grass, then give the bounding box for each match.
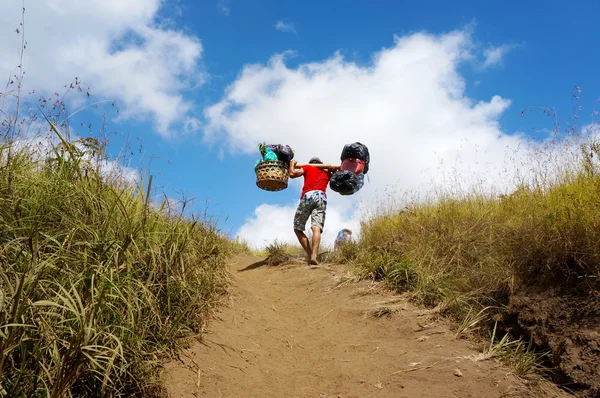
[264,240,294,266]
[351,157,600,318]
[229,237,253,255]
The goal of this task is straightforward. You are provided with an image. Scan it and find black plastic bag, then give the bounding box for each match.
[341,142,370,174]
[329,170,359,195]
[263,144,295,164]
[274,145,294,164]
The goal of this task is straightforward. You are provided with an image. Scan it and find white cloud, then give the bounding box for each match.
[0,0,203,137]
[205,29,531,246]
[482,44,516,68]
[97,158,140,185]
[274,20,297,35]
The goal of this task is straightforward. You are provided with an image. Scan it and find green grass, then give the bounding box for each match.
[477,321,551,377]
[0,128,233,396]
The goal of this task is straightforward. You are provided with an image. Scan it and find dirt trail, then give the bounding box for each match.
[165,255,565,398]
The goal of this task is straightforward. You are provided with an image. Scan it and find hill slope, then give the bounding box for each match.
[165,255,566,397]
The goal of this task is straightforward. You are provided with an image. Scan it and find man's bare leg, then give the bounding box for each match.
[309,226,321,265]
[294,229,312,259]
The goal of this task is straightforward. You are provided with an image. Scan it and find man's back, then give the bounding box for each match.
[300,165,332,198]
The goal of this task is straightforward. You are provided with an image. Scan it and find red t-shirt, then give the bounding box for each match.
[300,165,332,198]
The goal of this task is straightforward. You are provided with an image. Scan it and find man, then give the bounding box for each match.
[289,157,339,265]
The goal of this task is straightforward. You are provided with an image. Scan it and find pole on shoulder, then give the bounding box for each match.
[294,163,340,170]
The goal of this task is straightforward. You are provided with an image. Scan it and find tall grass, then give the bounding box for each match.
[0,125,232,396]
[0,8,236,393]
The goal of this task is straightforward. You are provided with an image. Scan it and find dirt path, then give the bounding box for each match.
[164,255,564,398]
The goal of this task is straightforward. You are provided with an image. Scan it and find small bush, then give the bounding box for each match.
[264,240,293,266]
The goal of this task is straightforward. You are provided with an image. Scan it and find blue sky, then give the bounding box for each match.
[1,0,599,248]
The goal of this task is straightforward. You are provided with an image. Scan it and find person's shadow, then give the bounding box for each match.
[238,259,266,272]
[237,252,332,272]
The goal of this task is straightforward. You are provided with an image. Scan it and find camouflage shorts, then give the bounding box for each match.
[293,190,327,232]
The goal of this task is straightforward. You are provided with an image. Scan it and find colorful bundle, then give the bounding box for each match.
[329,142,370,195]
[256,142,295,166]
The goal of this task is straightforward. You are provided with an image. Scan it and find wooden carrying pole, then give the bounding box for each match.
[293,163,340,169]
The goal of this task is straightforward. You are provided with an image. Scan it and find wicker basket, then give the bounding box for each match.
[255,161,289,191]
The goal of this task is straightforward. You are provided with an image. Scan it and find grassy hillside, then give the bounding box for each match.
[0,126,237,396]
[337,131,600,394]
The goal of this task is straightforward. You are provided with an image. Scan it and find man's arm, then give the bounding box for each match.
[289,160,304,179]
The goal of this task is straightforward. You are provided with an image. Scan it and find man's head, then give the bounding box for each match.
[309,157,323,164]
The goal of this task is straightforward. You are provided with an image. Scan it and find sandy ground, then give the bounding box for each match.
[164,255,568,398]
